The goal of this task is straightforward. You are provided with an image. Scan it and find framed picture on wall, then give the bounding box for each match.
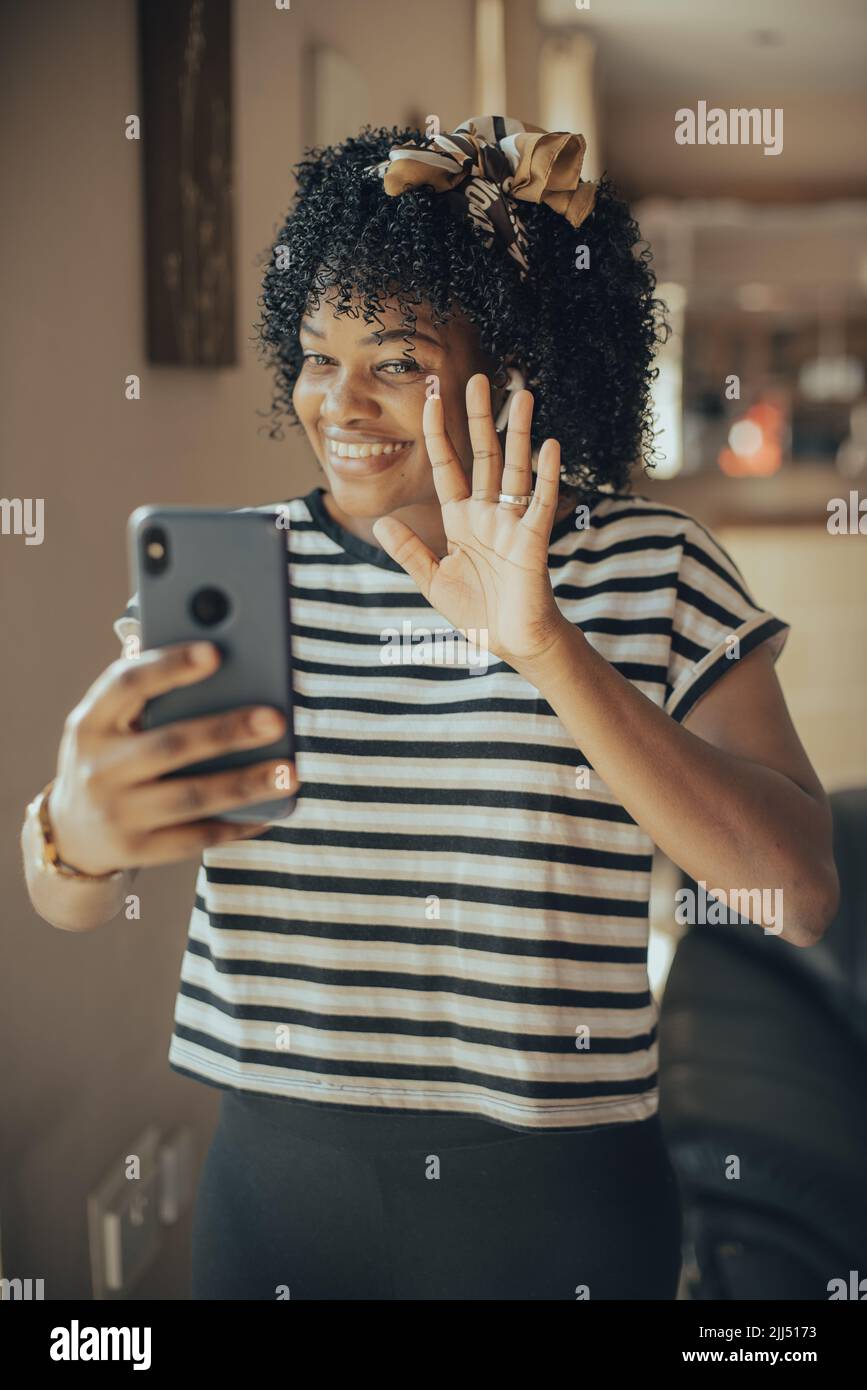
[138,0,236,366]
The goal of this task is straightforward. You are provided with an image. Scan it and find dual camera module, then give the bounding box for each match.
[142,526,231,628]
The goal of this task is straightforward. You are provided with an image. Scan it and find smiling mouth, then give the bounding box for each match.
[325,439,412,460]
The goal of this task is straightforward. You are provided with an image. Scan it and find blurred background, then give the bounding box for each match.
[1,0,865,1300]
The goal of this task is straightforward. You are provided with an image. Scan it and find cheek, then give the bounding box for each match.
[292,376,316,424]
[381,386,436,461]
[292,377,329,451]
[394,390,425,441]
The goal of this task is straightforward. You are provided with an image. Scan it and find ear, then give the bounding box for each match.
[487,353,525,431]
[493,366,527,432]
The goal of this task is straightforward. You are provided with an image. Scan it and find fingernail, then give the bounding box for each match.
[189,642,216,665]
[252,708,283,735]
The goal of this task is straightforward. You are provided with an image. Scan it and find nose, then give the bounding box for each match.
[320,368,381,428]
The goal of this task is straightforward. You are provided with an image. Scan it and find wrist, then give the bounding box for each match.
[25,782,125,883]
[512,614,587,688]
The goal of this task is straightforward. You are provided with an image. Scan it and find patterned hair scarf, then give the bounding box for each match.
[364,114,597,281]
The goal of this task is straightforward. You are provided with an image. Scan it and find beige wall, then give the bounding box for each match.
[718,526,867,793]
[603,93,867,202]
[0,0,474,1299]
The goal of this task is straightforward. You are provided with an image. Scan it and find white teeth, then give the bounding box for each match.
[327,440,409,459]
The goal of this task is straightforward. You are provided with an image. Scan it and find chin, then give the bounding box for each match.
[324,459,430,517]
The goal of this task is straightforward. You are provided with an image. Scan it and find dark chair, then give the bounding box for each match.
[658,788,867,1299]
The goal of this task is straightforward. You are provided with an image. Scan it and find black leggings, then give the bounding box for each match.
[191,1090,683,1300]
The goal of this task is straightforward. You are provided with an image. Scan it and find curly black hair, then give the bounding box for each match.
[254,124,669,499]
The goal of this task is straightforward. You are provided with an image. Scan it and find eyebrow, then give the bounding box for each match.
[300,319,442,349]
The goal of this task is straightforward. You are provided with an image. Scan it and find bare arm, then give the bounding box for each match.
[516,627,839,947]
[21,817,138,932]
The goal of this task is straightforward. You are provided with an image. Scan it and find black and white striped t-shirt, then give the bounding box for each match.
[113,487,788,1133]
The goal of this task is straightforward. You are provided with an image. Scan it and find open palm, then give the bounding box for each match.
[371,375,569,667]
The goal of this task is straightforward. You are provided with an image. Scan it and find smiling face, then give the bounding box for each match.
[292,288,504,520]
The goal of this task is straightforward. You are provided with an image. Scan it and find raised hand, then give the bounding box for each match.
[371,374,570,667]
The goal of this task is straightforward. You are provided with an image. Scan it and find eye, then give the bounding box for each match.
[300,351,425,377]
[378,358,424,376]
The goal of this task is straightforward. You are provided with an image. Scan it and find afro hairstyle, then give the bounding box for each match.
[254,124,669,501]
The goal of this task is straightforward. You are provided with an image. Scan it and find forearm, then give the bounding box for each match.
[21,811,137,932]
[517,620,836,946]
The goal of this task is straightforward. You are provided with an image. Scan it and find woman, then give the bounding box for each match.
[22,117,839,1300]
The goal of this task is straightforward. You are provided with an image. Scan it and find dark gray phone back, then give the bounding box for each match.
[127,505,296,822]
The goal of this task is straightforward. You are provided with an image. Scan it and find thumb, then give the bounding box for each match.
[371,516,439,599]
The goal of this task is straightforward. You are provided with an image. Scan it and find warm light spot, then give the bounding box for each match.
[718,401,784,477]
[728,420,763,456]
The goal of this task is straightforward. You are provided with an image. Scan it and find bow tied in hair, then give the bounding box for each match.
[364,115,597,280]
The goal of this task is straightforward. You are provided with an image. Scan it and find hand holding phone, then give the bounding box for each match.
[48,640,298,876]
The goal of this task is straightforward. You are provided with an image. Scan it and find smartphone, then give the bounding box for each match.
[127,505,296,822]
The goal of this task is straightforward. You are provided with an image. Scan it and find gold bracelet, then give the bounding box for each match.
[26,780,124,883]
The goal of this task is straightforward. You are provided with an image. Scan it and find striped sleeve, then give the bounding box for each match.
[113,594,140,646]
[664,520,789,724]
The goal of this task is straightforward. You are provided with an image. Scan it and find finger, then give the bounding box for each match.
[103,705,289,784]
[511,438,562,564]
[499,389,534,504]
[422,394,470,507]
[129,818,275,869]
[371,517,439,600]
[117,759,298,832]
[79,643,221,736]
[465,373,502,502]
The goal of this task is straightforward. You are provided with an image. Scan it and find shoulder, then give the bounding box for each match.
[554,491,749,586]
[560,490,723,545]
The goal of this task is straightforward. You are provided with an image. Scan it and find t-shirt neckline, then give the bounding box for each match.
[301,485,584,571]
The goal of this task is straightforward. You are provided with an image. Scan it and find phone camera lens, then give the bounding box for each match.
[190,586,231,627]
[142,527,169,575]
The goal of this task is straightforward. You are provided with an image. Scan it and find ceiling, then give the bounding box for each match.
[537,0,867,197]
[538,0,867,95]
